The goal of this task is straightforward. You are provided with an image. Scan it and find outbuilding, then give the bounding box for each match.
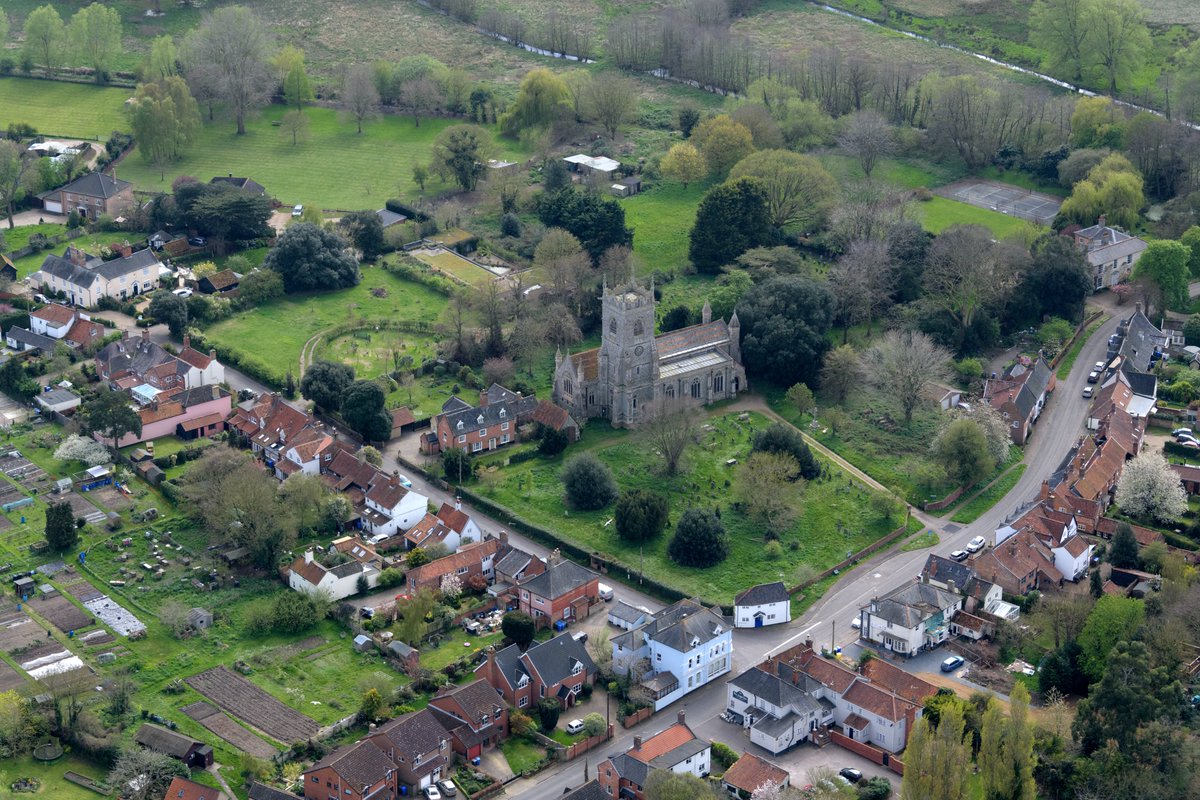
[733,582,792,628]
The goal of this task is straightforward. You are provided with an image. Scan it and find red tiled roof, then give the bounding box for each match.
[407,539,499,586]
[529,399,574,431]
[30,304,75,326]
[566,348,599,381]
[842,679,916,722]
[953,611,988,631]
[721,753,789,793]
[64,318,104,347]
[177,345,214,370]
[164,776,227,800]
[630,722,697,763]
[179,412,226,432]
[860,658,938,705]
[391,406,415,428]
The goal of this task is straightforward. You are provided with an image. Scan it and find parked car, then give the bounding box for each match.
[597,582,614,601]
[292,204,304,217]
[565,719,585,735]
[941,655,965,673]
[1082,386,1093,399]
[423,786,442,800]
[966,536,987,553]
[949,549,968,562]
[1182,441,1200,450]
[1178,434,1199,445]
[1087,371,1100,384]
[397,474,413,488]
[172,287,193,298]
[1094,361,1107,372]
[850,616,861,630]
[571,631,588,644]
[187,236,206,247]
[436,780,458,797]
[839,768,863,784]
[360,606,375,619]
[1173,428,1194,437]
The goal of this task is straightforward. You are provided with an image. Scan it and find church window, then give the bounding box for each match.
[714,374,724,394]
[664,385,675,399]
[609,319,617,334]
[690,380,701,399]
[634,320,644,336]
[564,379,573,395]
[632,396,637,410]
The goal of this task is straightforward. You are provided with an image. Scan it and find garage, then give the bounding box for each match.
[43,199,62,214]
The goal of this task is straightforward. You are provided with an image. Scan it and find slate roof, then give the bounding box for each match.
[247,783,298,800]
[734,581,789,607]
[869,582,959,628]
[6,327,56,350]
[562,781,610,800]
[484,643,526,691]
[522,632,596,688]
[518,560,597,600]
[430,678,503,727]
[210,176,266,195]
[495,547,537,579]
[619,598,728,654]
[1025,357,1053,398]
[37,388,80,407]
[310,739,395,790]
[752,710,803,737]
[376,208,407,227]
[442,396,472,414]
[1118,310,1167,373]
[722,753,789,793]
[920,554,975,590]
[441,390,537,434]
[43,172,131,199]
[40,247,161,289]
[606,753,649,787]
[134,723,201,759]
[607,600,646,624]
[656,320,730,360]
[372,707,448,761]
[729,667,820,714]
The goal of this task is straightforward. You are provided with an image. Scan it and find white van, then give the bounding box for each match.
[597,583,614,602]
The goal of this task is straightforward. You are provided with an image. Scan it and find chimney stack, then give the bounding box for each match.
[183,333,191,349]
[119,241,132,258]
[68,247,86,267]
[677,710,686,726]
[304,550,313,564]
[498,529,509,546]
[456,496,462,512]
[1098,214,1106,228]
[633,736,642,751]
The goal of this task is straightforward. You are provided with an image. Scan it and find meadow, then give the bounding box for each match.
[0,78,131,139]
[473,410,915,604]
[622,181,709,274]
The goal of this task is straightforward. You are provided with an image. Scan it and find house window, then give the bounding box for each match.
[535,597,544,605]
[501,422,509,431]
[540,686,545,698]
[501,434,510,444]
[458,435,466,444]
[472,442,482,452]
[457,566,469,574]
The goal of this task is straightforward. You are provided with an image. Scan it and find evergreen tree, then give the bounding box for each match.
[44,501,78,552]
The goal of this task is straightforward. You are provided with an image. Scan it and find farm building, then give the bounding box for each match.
[134,723,214,768]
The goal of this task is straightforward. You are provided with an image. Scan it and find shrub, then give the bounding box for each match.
[377,568,405,589]
[538,425,569,456]
[614,489,669,544]
[751,423,819,480]
[668,508,728,568]
[501,213,521,237]
[536,697,561,731]
[711,741,738,770]
[582,713,606,737]
[560,453,617,511]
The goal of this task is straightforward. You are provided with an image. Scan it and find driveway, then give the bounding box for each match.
[5,209,68,228]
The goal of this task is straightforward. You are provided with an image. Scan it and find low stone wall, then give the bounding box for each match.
[829,729,904,775]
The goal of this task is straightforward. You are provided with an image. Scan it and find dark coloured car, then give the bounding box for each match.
[188,236,207,247]
[839,768,863,783]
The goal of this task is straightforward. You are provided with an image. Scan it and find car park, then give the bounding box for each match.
[437,780,458,797]
[839,768,863,784]
[423,786,442,800]
[950,549,968,562]
[941,655,965,673]
[966,536,986,553]
[1082,386,1093,399]
[566,719,585,735]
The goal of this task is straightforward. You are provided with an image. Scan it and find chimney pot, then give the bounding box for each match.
[183,333,190,349]
[633,736,642,750]
[304,550,313,564]
[677,710,685,725]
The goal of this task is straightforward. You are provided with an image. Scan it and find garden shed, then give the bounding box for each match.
[187,607,213,630]
[353,634,375,653]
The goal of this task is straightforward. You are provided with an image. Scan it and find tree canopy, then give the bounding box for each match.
[560,452,617,511]
[429,124,494,192]
[614,489,669,544]
[688,177,775,274]
[728,149,838,231]
[668,507,728,568]
[751,423,819,479]
[300,360,355,412]
[538,188,633,264]
[265,223,360,293]
[737,275,834,386]
[341,380,391,442]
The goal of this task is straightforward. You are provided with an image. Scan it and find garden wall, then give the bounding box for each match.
[561,725,614,761]
[923,486,964,512]
[789,520,912,596]
[829,730,904,775]
[622,707,653,728]
[1048,307,1106,371]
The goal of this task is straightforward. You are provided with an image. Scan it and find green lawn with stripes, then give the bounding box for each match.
[0,77,131,140]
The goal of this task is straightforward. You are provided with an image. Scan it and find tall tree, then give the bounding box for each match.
[902,702,971,800]
[979,686,1036,800]
[931,418,995,487]
[265,223,360,292]
[643,406,698,475]
[1029,0,1090,83]
[820,344,864,402]
[660,142,707,188]
[1114,450,1188,524]
[148,289,188,336]
[1078,595,1146,682]
[868,329,952,423]
[1073,640,1183,754]
[614,489,669,544]
[837,110,895,179]
[108,749,188,800]
[738,275,835,387]
[44,501,78,553]
[22,5,66,77]
[688,177,774,273]
[1109,522,1140,569]
[537,188,633,264]
[68,2,122,83]
[691,114,755,178]
[341,380,391,442]
[583,72,636,139]
[828,239,893,338]
[183,6,275,135]
[82,389,143,446]
[146,34,178,81]
[0,139,33,230]
[273,45,313,111]
[1085,0,1151,94]
[923,225,1023,348]
[300,361,356,411]
[128,76,201,179]
[343,63,380,134]
[0,7,8,46]
[429,124,495,191]
[728,149,839,231]
[500,67,570,136]
[1134,239,1191,316]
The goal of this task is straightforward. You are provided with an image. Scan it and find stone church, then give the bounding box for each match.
[552,279,746,427]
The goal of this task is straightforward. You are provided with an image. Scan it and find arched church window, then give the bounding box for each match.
[634,320,644,336]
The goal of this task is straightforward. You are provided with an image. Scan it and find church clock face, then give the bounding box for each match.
[635,345,644,356]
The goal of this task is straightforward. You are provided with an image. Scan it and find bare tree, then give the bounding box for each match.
[734,451,802,535]
[838,110,895,179]
[399,77,444,127]
[820,344,864,403]
[643,403,699,475]
[923,224,1024,344]
[584,73,637,139]
[867,329,952,424]
[827,239,893,340]
[343,63,380,134]
[182,6,275,135]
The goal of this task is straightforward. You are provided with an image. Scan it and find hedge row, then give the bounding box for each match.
[381,258,455,296]
[184,328,285,388]
[384,199,431,222]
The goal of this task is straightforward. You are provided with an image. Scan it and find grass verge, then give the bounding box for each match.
[1056,317,1108,380]
[951,464,1027,525]
[900,530,940,551]
[501,738,547,776]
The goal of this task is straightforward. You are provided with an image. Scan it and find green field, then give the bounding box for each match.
[475,410,912,604]
[0,753,112,800]
[413,249,496,286]
[11,231,138,279]
[320,328,440,384]
[202,263,449,383]
[118,105,526,209]
[622,181,708,274]
[917,196,1041,238]
[0,78,131,139]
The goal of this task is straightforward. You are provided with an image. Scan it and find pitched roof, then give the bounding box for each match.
[495,547,537,578]
[247,783,297,800]
[210,176,266,195]
[518,560,598,599]
[608,600,646,624]
[529,399,574,431]
[629,721,708,769]
[6,327,56,350]
[1118,309,1167,373]
[655,319,729,360]
[606,753,649,787]
[45,171,131,199]
[391,406,416,428]
[371,707,447,760]
[842,678,917,722]
[522,632,596,688]
[177,344,215,371]
[729,667,819,712]
[365,475,410,511]
[735,581,789,606]
[722,753,789,793]
[31,304,75,326]
[164,777,227,800]
[430,678,503,728]
[64,317,105,347]
[406,539,499,586]
[921,554,975,590]
[135,723,201,759]
[309,739,396,790]
[202,269,240,291]
[441,392,537,434]
[869,582,960,628]
[562,781,610,800]
[860,658,938,705]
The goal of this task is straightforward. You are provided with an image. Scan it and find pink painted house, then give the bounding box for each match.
[103,385,232,448]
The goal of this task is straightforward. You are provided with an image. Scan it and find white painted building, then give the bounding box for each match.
[362,478,428,539]
[726,667,830,755]
[612,598,732,711]
[288,547,379,601]
[859,581,963,656]
[733,581,791,628]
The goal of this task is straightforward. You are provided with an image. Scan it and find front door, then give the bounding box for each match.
[489,438,496,449]
[754,614,763,628]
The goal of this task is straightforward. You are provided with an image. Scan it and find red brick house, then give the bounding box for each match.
[516,553,600,629]
[427,678,508,759]
[405,539,501,593]
[475,633,597,711]
[303,739,395,800]
[596,713,710,800]
[164,777,227,800]
[423,384,538,455]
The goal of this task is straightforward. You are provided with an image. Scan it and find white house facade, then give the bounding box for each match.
[859,581,963,656]
[288,550,379,601]
[726,668,829,755]
[612,598,732,711]
[362,479,429,539]
[733,582,791,628]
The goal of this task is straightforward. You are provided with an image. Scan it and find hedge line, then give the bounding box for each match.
[381,258,455,296]
[184,328,285,388]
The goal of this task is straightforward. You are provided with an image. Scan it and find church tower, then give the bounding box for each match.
[598,280,658,426]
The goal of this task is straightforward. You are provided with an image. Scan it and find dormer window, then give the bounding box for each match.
[477,414,484,424]
[457,420,464,431]
[499,408,507,418]
[690,636,700,648]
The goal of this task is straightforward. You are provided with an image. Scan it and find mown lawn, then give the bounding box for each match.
[0,77,131,139]
[9,231,139,279]
[621,181,709,274]
[501,737,547,776]
[419,626,505,673]
[119,105,527,209]
[0,222,68,255]
[474,410,908,604]
[0,753,113,800]
[412,250,495,286]
[916,196,1041,238]
[201,262,449,383]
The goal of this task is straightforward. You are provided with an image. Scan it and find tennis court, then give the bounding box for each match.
[939,180,1062,225]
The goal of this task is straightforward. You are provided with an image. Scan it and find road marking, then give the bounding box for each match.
[766,622,821,657]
